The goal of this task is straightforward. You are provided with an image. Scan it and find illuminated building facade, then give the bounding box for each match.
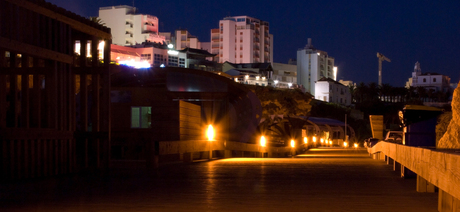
[111,43,217,71]
[175,29,201,50]
[0,0,111,180]
[315,78,351,106]
[99,5,165,46]
[210,16,273,64]
[297,38,336,95]
[407,61,451,93]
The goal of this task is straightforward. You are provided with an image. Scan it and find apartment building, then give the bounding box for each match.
[272,63,298,89]
[297,38,336,95]
[210,16,273,64]
[99,5,165,46]
[175,29,201,50]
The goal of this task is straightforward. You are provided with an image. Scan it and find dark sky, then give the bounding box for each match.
[47,0,460,87]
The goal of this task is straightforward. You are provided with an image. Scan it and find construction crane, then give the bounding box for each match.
[377,52,391,86]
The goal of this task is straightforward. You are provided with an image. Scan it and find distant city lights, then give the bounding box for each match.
[167,50,179,55]
[118,60,151,69]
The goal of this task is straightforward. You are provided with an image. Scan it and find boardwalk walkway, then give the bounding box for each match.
[1,148,437,211]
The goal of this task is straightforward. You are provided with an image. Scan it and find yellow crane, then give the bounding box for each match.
[377,52,391,86]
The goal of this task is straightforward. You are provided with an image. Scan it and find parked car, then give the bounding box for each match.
[364,137,380,148]
[385,131,403,144]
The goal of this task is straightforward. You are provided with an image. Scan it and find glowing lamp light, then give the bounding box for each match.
[329,140,332,145]
[118,60,151,69]
[167,50,179,55]
[260,136,266,147]
[160,64,165,68]
[206,125,215,141]
[245,75,249,79]
[290,139,295,148]
[343,142,348,148]
[313,136,317,143]
[274,80,279,85]
[303,137,308,144]
[167,43,174,49]
[354,143,358,148]
[288,83,292,88]
[256,76,260,80]
[320,138,324,144]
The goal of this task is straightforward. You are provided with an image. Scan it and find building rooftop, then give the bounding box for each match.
[317,77,345,86]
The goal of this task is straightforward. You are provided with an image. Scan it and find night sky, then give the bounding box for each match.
[47,0,460,87]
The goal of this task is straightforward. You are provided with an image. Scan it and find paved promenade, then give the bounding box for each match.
[1,148,438,211]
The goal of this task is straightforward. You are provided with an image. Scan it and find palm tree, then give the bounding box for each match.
[89,17,105,26]
[416,86,427,102]
[355,82,367,103]
[379,83,392,102]
[348,84,356,103]
[367,82,380,102]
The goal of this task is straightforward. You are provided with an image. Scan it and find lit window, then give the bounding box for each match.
[131,107,151,128]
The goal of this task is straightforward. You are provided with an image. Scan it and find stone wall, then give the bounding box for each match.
[437,82,460,149]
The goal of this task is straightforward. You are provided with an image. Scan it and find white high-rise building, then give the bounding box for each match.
[210,16,273,64]
[99,5,165,46]
[297,38,336,95]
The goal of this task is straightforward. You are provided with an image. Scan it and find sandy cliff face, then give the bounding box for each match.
[437,82,460,149]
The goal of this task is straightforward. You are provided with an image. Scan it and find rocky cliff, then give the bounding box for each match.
[437,82,460,149]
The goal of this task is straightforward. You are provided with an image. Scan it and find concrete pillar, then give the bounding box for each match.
[438,189,460,212]
[209,150,213,160]
[183,152,193,163]
[223,150,232,158]
[372,153,378,160]
[416,175,435,193]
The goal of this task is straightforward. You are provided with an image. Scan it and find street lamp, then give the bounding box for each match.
[343,141,348,148]
[303,137,308,144]
[290,139,295,148]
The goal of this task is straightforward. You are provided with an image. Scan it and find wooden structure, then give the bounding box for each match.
[369,142,460,212]
[0,0,111,180]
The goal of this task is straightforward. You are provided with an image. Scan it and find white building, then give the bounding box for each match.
[272,63,297,89]
[210,16,273,64]
[315,78,351,106]
[407,62,451,92]
[297,38,336,95]
[99,5,165,46]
